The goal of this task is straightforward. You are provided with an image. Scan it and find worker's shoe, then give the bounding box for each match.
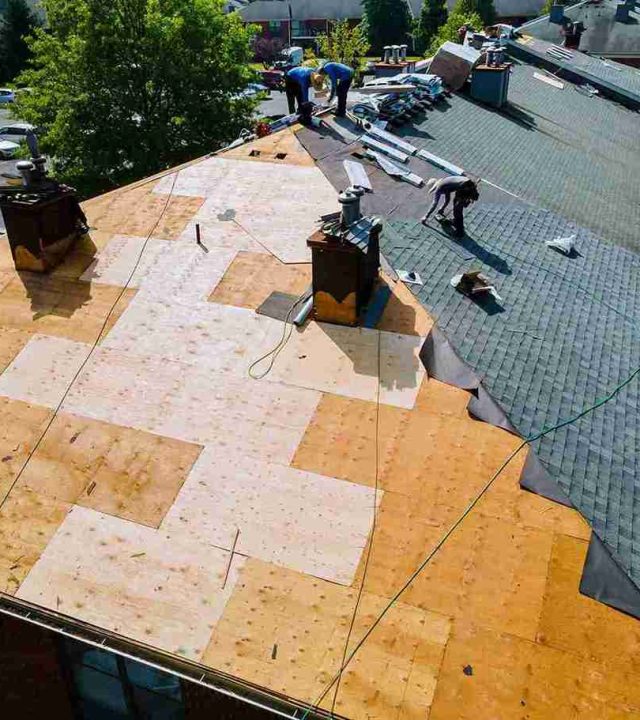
[420,215,429,226]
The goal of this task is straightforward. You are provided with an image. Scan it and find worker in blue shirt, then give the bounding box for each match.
[318,62,354,117]
[284,66,322,124]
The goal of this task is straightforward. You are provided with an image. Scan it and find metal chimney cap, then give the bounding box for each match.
[16,160,35,171]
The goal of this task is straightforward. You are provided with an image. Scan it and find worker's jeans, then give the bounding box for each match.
[336,77,352,117]
[285,76,304,115]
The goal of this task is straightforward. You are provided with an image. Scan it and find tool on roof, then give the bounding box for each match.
[451,270,502,301]
[367,151,424,187]
[0,132,88,272]
[307,187,382,326]
[195,223,209,253]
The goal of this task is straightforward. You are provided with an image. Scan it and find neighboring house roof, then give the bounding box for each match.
[509,34,640,105]
[3,34,640,720]
[240,0,544,22]
[521,0,640,59]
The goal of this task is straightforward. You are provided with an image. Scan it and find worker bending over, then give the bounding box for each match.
[285,66,323,124]
[318,62,354,117]
[421,176,479,238]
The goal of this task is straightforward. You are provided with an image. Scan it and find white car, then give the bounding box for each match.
[0,88,15,104]
[0,123,37,159]
[0,140,20,159]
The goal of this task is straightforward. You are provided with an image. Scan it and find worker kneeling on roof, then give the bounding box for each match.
[318,62,354,118]
[421,176,479,238]
[285,66,324,125]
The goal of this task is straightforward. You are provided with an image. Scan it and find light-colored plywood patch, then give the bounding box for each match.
[0,485,71,594]
[203,559,451,719]
[19,413,202,528]
[101,296,279,376]
[220,128,316,167]
[291,393,409,487]
[84,183,204,240]
[0,397,53,502]
[377,278,434,337]
[537,533,640,674]
[429,621,640,720]
[209,251,311,310]
[0,334,91,408]
[17,506,244,659]
[264,322,425,409]
[154,156,338,264]
[62,345,320,465]
[162,449,376,585]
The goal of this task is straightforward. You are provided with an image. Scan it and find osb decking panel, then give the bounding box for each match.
[209,251,311,310]
[83,183,204,240]
[0,397,53,502]
[429,621,640,720]
[220,128,316,168]
[18,413,203,528]
[0,271,137,344]
[203,559,451,719]
[0,486,70,595]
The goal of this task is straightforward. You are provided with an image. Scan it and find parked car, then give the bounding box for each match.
[0,89,15,104]
[0,140,20,159]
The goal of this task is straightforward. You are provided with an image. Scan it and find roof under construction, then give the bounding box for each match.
[2,41,640,720]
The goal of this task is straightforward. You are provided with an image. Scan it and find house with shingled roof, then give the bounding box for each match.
[1,24,640,719]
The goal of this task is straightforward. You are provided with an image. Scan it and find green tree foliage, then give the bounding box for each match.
[14,0,257,197]
[362,0,412,53]
[0,0,41,83]
[317,20,369,78]
[415,0,448,54]
[428,10,484,55]
[452,0,496,26]
[543,0,569,12]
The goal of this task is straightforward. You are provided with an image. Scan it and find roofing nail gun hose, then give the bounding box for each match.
[299,362,640,719]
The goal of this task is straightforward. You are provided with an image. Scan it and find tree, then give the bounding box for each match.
[0,0,41,83]
[543,0,569,12]
[317,20,369,78]
[361,0,412,53]
[428,10,484,55]
[452,0,496,26]
[252,35,284,68]
[14,0,257,198]
[416,0,448,54]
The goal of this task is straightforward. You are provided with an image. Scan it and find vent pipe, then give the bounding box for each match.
[391,45,400,64]
[383,46,391,63]
[339,186,364,228]
[399,44,408,61]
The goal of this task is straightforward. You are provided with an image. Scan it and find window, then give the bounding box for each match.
[268,20,281,33]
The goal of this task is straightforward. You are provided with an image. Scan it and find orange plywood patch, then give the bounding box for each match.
[377,278,433,337]
[0,274,137,344]
[429,621,640,720]
[203,559,451,720]
[84,184,204,240]
[209,250,311,310]
[537,533,640,674]
[0,485,71,594]
[49,232,113,281]
[98,288,137,343]
[220,128,316,168]
[0,398,53,503]
[0,326,31,373]
[359,489,553,641]
[291,393,409,487]
[19,413,202,528]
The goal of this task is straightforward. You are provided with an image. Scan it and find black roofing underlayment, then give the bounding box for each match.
[297,110,640,615]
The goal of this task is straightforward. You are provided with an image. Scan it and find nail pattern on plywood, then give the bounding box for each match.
[17,506,245,660]
[162,449,377,585]
[153,157,338,264]
[263,321,425,409]
[18,412,203,528]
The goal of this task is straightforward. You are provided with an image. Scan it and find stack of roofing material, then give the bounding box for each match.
[365,125,418,155]
[361,135,410,163]
[429,41,481,90]
[366,151,425,187]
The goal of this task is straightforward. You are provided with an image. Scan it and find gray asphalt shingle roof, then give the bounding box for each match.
[522,0,640,59]
[379,205,640,595]
[394,61,640,253]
